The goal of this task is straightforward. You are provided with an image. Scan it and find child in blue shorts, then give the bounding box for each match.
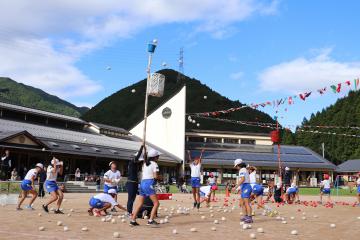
[187,149,204,210]
[88,189,127,216]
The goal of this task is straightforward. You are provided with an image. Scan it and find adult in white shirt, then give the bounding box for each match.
[320,174,331,203]
[130,149,160,226]
[88,189,127,216]
[248,166,257,188]
[16,163,44,210]
[43,157,64,214]
[233,159,253,224]
[356,173,360,205]
[103,161,121,204]
[187,149,204,210]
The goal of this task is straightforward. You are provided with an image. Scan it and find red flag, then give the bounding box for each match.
[288,96,293,105]
[317,87,326,94]
[345,80,351,86]
[336,83,341,93]
[299,92,312,101]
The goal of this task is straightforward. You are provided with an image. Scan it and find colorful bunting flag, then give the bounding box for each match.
[299,92,311,101]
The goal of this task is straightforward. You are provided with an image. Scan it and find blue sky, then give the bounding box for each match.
[1,0,360,129]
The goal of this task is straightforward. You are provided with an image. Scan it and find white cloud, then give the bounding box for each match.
[258,48,360,93]
[230,71,244,80]
[0,0,278,99]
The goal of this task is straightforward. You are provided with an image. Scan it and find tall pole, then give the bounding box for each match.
[276,119,281,175]
[322,142,325,158]
[142,40,158,146]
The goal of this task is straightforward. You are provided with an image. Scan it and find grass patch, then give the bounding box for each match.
[299,187,357,196]
[0,182,21,194]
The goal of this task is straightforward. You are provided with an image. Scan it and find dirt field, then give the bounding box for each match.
[0,193,359,240]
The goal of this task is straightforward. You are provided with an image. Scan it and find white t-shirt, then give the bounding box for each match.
[238,168,250,184]
[104,170,121,187]
[208,176,216,184]
[200,186,211,197]
[321,179,330,189]
[46,166,59,181]
[142,161,159,180]
[249,171,257,185]
[356,178,360,186]
[94,193,118,208]
[24,168,38,181]
[190,163,201,178]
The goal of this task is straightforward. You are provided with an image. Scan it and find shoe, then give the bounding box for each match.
[111,207,117,212]
[244,217,253,223]
[196,202,200,209]
[42,204,49,213]
[193,202,197,208]
[240,216,248,221]
[129,220,140,226]
[147,220,159,226]
[54,209,64,214]
[16,207,23,211]
[25,205,34,210]
[88,209,94,216]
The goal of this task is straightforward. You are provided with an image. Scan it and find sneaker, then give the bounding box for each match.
[42,204,49,213]
[129,220,140,226]
[240,216,248,221]
[193,202,197,208]
[111,207,117,212]
[16,207,23,211]
[88,209,94,216]
[197,202,200,209]
[147,220,159,226]
[25,205,34,210]
[54,209,64,214]
[244,217,253,223]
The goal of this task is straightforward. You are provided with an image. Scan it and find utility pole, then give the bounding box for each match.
[322,142,325,158]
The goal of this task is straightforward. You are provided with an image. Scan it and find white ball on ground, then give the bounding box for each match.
[57,221,63,226]
[81,227,88,232]
[330,223,336,228]
[144,215,149,219]
[164,218,169,223]
[209,206,213,210]
[302,212,306,215]
[291,230,298,235]
[160,220,164,224]
[70,208,74,212]
[313,215,318,218]
[221,217,226,221]
[190,228,197,232]
[210,214,214,218]
[67,213,71,217]
[302,216,307,220]
[290,216,295,220]
[201,215,206,220]
[111,219,116,224]
[214,220,219,224]
[38,213,42,217]
[282,221,287,224]
[250,233,256,239]
[172,229,178,234]
[121,219,126,223]
[243,224,249,230]
[101,218,106,222]
[357,216,360,220]
[38,226,45,231]
[211,227,216,231]
[257,228,264,233]
[63,226,69,232]
[113,232,120,238]
[223,209,228,213]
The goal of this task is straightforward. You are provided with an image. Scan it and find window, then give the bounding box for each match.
[187,137,204,143]
[71,144,81,150]
[241,139,255,145]
[48,141,59,147]
[224,138,239,144]
[91,147,101,152]
[207,137,221,143]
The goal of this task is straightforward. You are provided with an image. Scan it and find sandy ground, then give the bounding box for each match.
[0,193,359,240]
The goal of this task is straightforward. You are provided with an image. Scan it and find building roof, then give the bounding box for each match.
[89,122,130,135]
[0,102,85,124]
[187,142,336,170]
[186,129,270,137]
[0,118,179,163]
[336,160,360,173]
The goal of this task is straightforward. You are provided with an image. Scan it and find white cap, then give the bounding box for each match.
[291,182,296,188]
[35,163,44,169]
[234,159,243,167]
[285,167,290,171]
[148,149,160,158]
[51,158,59,165]
[108,189,117,194]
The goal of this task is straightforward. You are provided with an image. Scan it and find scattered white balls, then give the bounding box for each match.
[203,96,207,99]
[221,217,226,221]
[111,219,116,224]
[302,216,307,220]
[70,208,74,212]
[257,228,264,233]
[190,228,197,232]
[282,221,287,224]
[211,227,216,231]
[160,220,164,224]
[290,216,295,220]
[313,215,318,218]
[250,233,256,239]
[210,214,214,218]
[121,219,126,223]
[38,226,45,231]
[113,232,120,238]
[330,223,336,228]
[38,213,42,217]
[172,229,178,234]
[63,226,69,232]
[291,230,298,235]
[57,221,63,226]
[201,215,206,220]
[81,227,88,232]
[67,213,71,217]
[214,220,219,224]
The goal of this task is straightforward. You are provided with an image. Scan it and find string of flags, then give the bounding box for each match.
[187,77,360,117]
[193,116,278,129]
[297,129,360,138]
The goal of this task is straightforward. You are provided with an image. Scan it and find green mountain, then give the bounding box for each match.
[294,90,360,164]
[0,77,89,117]
[82,69,276,133]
